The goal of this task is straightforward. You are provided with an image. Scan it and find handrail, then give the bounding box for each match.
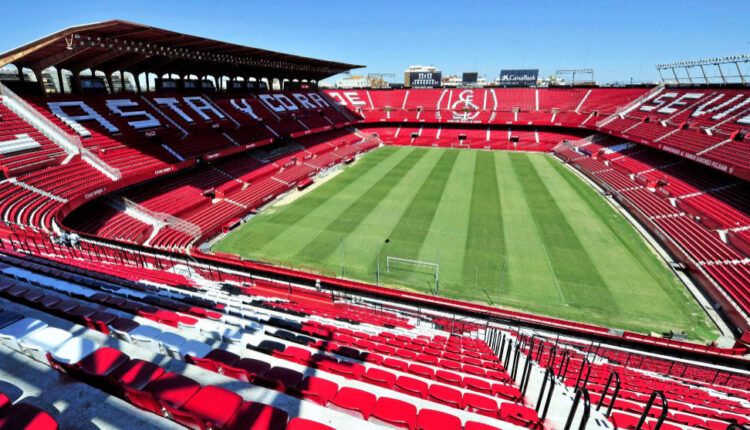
[535,367,556,422]
[519,350,534,397]
[0,81,122,180]
[564,388,592,430]
[557,350,571,380]
[574,358,592,391]
[525,334,536,359]
[636,391,667,430]
[545,344,557,369]
[511,339,522,380]
[498,332,505,359]
[503,337,513,370]
[118,196,200,237]
[597,371,621,418]
[0,81,80,155]
[534,338,545,363]
[79,146,122,180]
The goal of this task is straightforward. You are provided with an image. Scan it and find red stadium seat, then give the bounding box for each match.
[254,367,303,393]
[464,421,504,430]
[361,367,396,388]
[499,403,542,429]
[0,403,58,430]
[110,359,165,391]
[291,376,338,407]
[163,385,243,430]
[408,363,435,380]
[462,376,492,395]
[610,412,650,430]
[329,387,376,420]
[435,370,462,387]
[124,372,201,414]
[427,385,462,409]
[326,361,365,380]
[463,392,499,418]
[491,383,523,402]
[272,345,311,365]
[416,409,462,430]
[370,397,417,430]
[286,418,335,430]
[225,401,289,430]
[394,376,428,399]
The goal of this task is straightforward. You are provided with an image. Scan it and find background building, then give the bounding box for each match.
[404,65,442,88]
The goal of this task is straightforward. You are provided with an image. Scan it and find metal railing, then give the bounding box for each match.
[636,391,668,430]
[564,388,592,430]
[80,146,121,180]
[596,371,621,418]
[0,81,121,180]
[0,82,80,155]
[596,83,665,127]
[119,196,200,238]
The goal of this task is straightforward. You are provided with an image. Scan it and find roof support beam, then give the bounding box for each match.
[25,46,94,72]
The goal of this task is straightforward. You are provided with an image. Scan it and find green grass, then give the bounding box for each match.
[214,147,720,342]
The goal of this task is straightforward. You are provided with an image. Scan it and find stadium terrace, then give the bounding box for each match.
[0,19,747,430]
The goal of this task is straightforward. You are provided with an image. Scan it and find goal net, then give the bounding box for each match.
[386,256,439,293]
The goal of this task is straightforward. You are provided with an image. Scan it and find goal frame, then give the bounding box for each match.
[386,256,440,294]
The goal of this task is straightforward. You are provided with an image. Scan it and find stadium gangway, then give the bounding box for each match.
[492,332,598,430]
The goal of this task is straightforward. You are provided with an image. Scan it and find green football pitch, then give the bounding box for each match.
[213,146,719,342]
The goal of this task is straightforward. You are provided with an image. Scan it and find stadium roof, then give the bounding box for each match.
[0,19,363,81]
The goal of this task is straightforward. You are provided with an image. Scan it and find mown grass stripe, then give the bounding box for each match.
[224,149,398,251]
[215,147,404,257]
[292,148,428,261]
[510,153,618,312]
[461,151,505,297]
[325,148,444,280]
[374,149,459,289]
[413,150,475,297]
[493,152,561,309]
[535,155,699,327]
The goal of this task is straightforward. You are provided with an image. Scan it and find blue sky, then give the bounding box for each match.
[1,0,748,84]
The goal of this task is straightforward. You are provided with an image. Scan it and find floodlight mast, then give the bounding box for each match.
[555,69,594,85]
[655,54,750,84]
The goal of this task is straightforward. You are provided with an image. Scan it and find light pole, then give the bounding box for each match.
[435,250,440,296]
[339,236,344,278]
[499,257,506,303]
[377,238,390,286]
[377,243,380,286]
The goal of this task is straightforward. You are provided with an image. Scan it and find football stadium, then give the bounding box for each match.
[0,3,748,429]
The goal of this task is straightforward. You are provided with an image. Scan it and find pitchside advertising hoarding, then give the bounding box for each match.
[499,69,539,86]
[408,71,442,88]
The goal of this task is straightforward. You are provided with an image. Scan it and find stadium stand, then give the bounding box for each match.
[0,19,747,429]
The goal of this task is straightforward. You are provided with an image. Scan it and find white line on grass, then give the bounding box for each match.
[541,243,568,306]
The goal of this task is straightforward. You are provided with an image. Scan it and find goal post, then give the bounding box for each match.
[386,256,440,295]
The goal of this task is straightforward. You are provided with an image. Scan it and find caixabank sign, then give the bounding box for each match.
[499,69,539,87]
